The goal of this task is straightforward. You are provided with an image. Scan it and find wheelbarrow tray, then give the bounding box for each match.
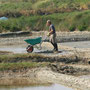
[24,37,42,45]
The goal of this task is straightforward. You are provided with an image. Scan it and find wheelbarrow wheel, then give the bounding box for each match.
[26,45,34,53]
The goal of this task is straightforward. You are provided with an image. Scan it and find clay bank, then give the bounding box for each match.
[0,48,90,90]
[0,31,90,90]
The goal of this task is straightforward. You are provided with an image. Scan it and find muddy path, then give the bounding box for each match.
[0,32,90,90]
[0,50,90,90]
[0,67,90,90]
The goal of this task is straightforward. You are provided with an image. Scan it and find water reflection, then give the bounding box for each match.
[60,41,90,48]
[80,75,90,79]
[0,84,73,90]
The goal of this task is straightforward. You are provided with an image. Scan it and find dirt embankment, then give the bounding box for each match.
[0,67,90,90]
[0,49,90,90]
[0,31,90,44]
[0,31,90,90]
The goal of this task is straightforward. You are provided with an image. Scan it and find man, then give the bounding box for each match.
[46,20,58,52]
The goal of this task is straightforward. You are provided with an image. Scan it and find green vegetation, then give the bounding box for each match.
[0,0,90,13]
[0,53,48,63]
[0,10,90,32]
[0,62,48,71]
[69,25,76,32]
[0,53,50,71]
[0,0,90,32]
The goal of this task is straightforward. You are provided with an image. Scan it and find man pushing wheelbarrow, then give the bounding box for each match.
[46,20,58,53]
[24,20,58,53]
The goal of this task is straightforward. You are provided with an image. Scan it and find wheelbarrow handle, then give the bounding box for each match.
[42,36,49,42]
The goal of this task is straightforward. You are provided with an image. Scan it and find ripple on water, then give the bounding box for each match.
[79,75,90,80]
[0,84,73,90]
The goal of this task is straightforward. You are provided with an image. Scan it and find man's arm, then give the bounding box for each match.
[49,29,53,35]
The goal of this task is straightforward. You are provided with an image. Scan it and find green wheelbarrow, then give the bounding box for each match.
[24,37,43,53]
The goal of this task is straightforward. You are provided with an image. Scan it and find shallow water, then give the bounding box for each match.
[0,84,73,90]
[61,41,90,48]
[0,41,90,54]
[79,75,90,79]
[0,46,27,53]
[0,44,68,55]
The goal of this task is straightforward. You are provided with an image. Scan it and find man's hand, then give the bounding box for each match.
[47,33,50,37]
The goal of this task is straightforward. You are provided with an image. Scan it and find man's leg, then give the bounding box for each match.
[53,34,58,51]
[50,34,58,51]
[51,42,55,50]
[54,43,58,51]
[51,42,58,51]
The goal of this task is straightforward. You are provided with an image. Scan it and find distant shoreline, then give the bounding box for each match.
[0,31,90,44]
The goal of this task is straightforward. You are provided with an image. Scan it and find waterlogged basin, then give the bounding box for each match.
[79,75,90,79]
[60,41,90,48]
[0,41,90,54]
[0,84,73,90]
[0,44,69,55]
[0,46,27,53]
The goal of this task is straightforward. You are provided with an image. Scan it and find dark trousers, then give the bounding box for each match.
[51,42,58,51]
